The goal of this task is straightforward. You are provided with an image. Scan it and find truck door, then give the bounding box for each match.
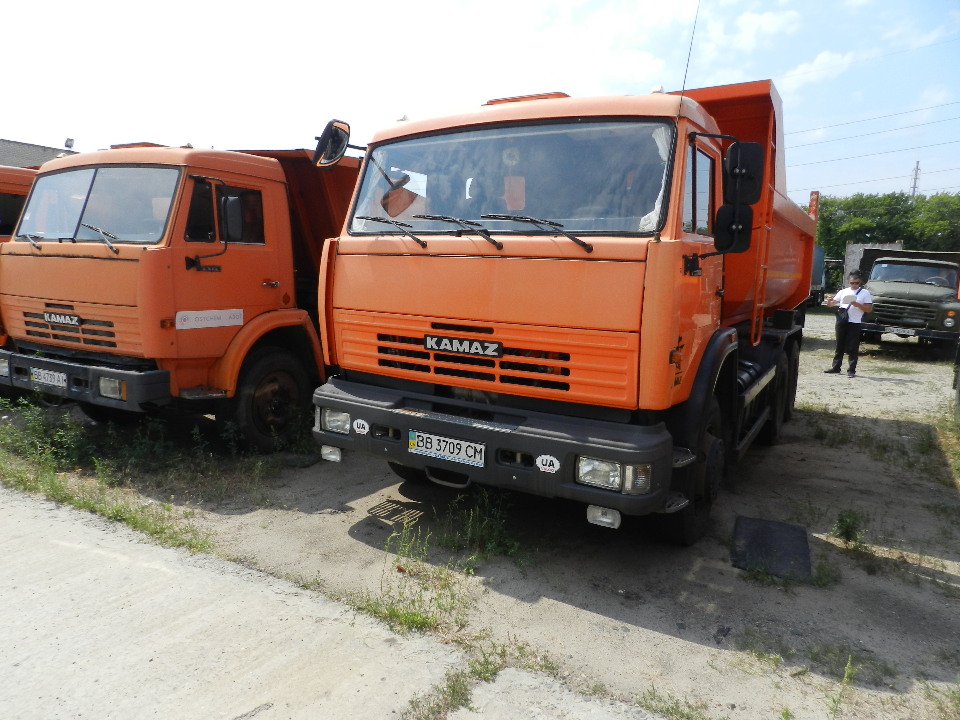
[678,141,723,379]
[171,177,286,359]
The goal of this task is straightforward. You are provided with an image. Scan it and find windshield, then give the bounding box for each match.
[350,120,674,236]
[17,166,180,245]
[870,262,958,289]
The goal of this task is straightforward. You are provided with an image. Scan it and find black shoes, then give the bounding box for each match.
[824,368,841,374]
[847,370,856,377]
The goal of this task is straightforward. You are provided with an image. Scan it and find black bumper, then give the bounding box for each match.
[0,349,170,411]
[312,377,676,516]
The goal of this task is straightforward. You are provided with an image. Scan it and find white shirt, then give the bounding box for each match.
[832,285,873,323]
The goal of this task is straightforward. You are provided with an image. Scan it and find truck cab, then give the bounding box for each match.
[312,81,813,544]
[0,147,357,449]
[861,254,960,347]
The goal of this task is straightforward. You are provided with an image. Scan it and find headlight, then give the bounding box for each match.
[0,358,9,377]
[944,317,956,328]
[577,457,622,490]
[98,377,126,400]
[320,407,351,434]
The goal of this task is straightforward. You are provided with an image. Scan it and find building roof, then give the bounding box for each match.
[0,138,77,168]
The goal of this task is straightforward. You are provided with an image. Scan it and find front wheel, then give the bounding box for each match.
[219,347,312,452]
[658,397,725,546]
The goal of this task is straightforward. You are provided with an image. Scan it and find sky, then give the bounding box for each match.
[6,0,959,206]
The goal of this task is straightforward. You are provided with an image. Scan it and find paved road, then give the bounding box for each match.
[0,486,657,720]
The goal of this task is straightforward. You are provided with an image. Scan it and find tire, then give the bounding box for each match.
[783,343,800,422]
[387,461,430,485]
[757,353,788,445]
[659,397,725,546]
[219,347,312,452]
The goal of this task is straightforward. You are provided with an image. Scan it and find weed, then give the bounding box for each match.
[825,655,857,719]
[811,556,842,587]
[434,489,522,565]
[349,521,472,634]
[922,679,960,720]
[808,644,895,686]
[638,686,719,720]
[401,670,473,720]
[831,509,866,545]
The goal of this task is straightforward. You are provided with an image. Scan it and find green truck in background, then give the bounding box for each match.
[859,248,960,350]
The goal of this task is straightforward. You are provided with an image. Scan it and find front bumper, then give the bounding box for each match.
[0,349,170,411]
[313,377,676,516]
[861,322,959,341]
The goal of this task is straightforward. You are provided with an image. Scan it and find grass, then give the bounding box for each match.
[0,395,293,550]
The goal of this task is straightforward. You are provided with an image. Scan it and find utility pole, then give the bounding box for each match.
[910,161,920,197]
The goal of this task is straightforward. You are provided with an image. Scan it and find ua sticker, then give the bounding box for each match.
[353,419,370,435]
[536,455,560,473]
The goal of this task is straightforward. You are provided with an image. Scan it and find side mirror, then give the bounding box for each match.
[714,203,753,253]
[313,120,351,167]
[221,196,244,243]
[723,142,764,206]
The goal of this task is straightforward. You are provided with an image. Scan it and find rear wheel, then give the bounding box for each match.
[757,353,788,445]
[219,347,311,452]
[783,343,800,422]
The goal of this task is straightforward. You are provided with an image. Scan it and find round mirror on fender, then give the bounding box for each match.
[313,120,351,167]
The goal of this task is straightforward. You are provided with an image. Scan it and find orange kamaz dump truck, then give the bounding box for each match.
[0,143,357,450]
[0,165,35,243]
[0,164,36,347]
[312,81,814,543]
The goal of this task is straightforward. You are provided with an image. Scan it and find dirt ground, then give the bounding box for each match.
[193,307,960,720]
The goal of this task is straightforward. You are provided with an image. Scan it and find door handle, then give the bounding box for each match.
[262,280,280,288]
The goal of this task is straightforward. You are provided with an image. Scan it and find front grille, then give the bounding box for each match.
[873,300,937,326]
[336,310,637,407]
[379,332,571,389]
[22,303,117,348]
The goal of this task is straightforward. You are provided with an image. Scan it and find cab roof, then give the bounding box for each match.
[35,146,288,183]
[370,91,720,144]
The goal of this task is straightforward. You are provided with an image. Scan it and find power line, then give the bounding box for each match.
[787,101,960,135]
[786,116,960,148]
[788,140,960,167]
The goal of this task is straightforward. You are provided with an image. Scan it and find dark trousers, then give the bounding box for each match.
[832,321,861,372]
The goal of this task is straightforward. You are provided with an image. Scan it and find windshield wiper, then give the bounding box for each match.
[481,214,593,253]
[16,233,43,250]
[356,216,427,248]
[414,215,503,250]
[80,223,120,255]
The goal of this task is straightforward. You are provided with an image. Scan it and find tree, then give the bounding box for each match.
[814,192,960,257]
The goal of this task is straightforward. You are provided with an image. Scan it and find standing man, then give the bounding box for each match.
[825,269,873,377]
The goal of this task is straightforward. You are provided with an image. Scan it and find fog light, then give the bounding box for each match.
[98,377,125,400]
[577,456,622,491]
[320,445,342,462]
[0,358,9,377]
[320,407,351,434]
[944,317,956,328]
[587,505,621,529]
[623,464,654,494]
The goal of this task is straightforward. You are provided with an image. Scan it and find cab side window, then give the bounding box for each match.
[185,180,264,244]
[682,146,714,235]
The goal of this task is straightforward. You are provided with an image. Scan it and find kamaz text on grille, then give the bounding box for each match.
[424,335,503,357]
[43,312,82,326]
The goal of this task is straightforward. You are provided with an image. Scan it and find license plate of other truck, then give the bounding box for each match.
[884,326,916,336]
[30,367,67,388]
[408,430,484,467]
